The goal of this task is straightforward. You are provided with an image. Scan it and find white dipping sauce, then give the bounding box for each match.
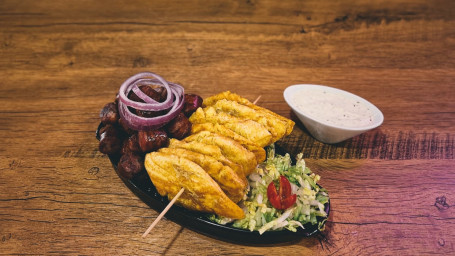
[290,88,375,128]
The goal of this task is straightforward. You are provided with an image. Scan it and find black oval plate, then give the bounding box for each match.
[97,123,330,245]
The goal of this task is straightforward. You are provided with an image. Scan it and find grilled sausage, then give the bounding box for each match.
[100,102,119,124]
[152,86,167,102]
[182,94,203,117]
[118,153,144,179]
[99,124,123,154]
[128,85,167,117]
[137,129,169,152]
[128,85,162,102]
[121,133,142,155]
[166,113,192,140]
[118,117,136,135]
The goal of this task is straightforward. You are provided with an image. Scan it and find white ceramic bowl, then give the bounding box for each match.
[283,84,384,144]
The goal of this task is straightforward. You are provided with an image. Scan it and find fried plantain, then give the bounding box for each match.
[183,131,257,176]
[202,91,295,135]
[211,99,289,143]
[189,107,273,147]
[145,152,245,219]
[168,139,244,177]
[191,122,266,163]
[159,147,247,203]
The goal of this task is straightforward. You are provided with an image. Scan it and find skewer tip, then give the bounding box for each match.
[253,95,262,105]
[142,187,185,238]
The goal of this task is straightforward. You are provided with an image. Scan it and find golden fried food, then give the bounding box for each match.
[142,91,295,219]
[145,152,245,219]
[184,131,257,176]
[221,121,272,148]
[168,139,244,177]
[203,91,295,135]
[189,107,273,147]
[159,147,247,203]
[211,99,289,143]
[203,91,249,106]
[191,122,266,163]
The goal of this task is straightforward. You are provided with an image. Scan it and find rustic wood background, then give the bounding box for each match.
[1,0,454,255]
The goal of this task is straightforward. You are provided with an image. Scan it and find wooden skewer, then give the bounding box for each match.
[142,95,262,238]
[253,95,262,105]
[142,187,185,238]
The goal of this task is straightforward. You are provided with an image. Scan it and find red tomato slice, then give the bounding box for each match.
[267,181,281,209]
[267,175,297,210]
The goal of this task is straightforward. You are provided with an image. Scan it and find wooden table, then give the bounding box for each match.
[1,0,454,255]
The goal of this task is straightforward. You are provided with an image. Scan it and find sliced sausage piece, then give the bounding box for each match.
[137,129,169,153]
[100,102,119,125]
[166,113,192,140]
[118,153,144,179]
[182,94,203,117]
[121,133,142,155]
[99,124,123,154]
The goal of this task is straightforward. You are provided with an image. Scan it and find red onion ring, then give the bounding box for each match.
[118,72,184,131]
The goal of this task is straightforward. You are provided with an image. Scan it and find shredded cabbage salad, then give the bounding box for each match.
[209,145,329,234]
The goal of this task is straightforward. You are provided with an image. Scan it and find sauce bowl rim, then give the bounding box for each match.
[283,84,384,131]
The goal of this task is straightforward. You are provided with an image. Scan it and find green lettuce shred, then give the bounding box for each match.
[209,144,329,234]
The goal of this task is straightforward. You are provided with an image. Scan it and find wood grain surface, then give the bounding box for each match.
[1,0,454,255]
